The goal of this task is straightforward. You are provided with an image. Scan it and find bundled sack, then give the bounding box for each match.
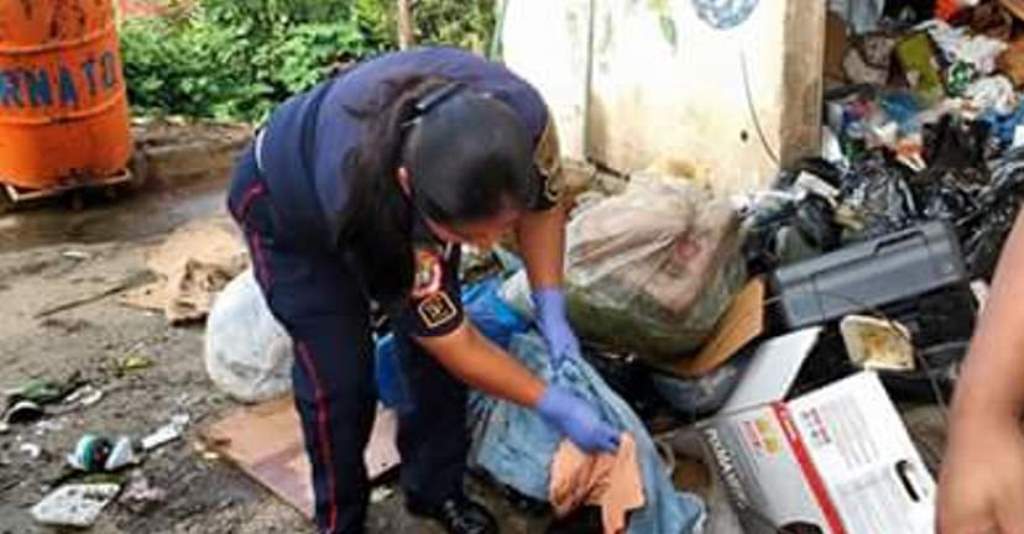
[204,268,293,403]
[565,174,746,364]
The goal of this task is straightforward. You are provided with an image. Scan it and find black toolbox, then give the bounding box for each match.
[768,221,969,330]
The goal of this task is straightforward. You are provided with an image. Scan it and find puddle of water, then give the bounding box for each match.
[0,177,229,253]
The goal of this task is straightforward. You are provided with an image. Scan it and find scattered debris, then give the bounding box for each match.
[193,440,221,461]
[106,437,138,471]
[5,377,78,405]
[34,270,154,319]
[840,315,916,371]
[116,353,155,373]
[62,250,92,261]
[119,219,248,325]
[19,442,42,460]
[68,435,112,472]
[31,483,121,527]
[68,435,138,472]
[64,384,105,408]
[140,414,189,451]
[119,471,166,513]
[5,400,44,425]
[33,419,65,435]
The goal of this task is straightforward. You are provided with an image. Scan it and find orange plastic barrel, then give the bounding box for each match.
[0,0,132,190]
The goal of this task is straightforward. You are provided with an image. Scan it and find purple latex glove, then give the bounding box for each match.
[532,288,581,367]
[536,385,620,453]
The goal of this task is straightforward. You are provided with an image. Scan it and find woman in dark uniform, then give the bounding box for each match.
[226,47,619,534]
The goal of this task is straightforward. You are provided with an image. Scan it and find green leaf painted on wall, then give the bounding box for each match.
[647,0,669,13]
[659,15,677,48]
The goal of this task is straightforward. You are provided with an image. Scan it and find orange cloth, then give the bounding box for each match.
[549,433,644,534]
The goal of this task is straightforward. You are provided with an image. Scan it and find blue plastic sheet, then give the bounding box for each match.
[375,275,531,410]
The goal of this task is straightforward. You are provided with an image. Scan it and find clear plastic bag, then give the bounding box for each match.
[204,268,294,403]
[565,175,746,363]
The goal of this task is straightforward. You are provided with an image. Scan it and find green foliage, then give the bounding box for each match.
[351,0,395,46]
[120,0,497,122]
[201,0,352,33]
[414,0,496,52]
[120,15,257,120]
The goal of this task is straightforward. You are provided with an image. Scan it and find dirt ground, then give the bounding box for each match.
[0,127,951,534]
[0,171,548,533]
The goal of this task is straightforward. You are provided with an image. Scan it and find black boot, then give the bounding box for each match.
[407,496,498,534]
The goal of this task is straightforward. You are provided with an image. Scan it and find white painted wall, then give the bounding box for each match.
[501,0,825,194]
[501,0,592,161]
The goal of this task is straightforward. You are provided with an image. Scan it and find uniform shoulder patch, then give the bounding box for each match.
[417,292,458,330]
[411,247,443,298]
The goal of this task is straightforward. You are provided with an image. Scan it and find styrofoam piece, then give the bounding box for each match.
[31,483,120,527]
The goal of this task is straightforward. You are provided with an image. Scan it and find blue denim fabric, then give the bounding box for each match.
[468,333,706,534]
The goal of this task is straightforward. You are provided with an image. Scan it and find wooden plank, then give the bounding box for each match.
[667,277,765,378]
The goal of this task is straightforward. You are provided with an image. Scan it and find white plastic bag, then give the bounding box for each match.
[204,268,293,403]
[565,174,745,363]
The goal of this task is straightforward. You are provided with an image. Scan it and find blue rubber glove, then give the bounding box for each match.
[536,385,620,454]
[532,288,582,367]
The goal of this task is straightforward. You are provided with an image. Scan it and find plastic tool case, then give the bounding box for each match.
[768,221,969,330]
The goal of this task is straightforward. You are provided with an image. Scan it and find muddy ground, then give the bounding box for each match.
[0,168,548,533]
[0,123,951,534]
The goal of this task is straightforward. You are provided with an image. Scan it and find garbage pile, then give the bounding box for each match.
[749,0,1024,282]
[689,3,1024,529]
[729,0,1024,402]
[2,373,186,529]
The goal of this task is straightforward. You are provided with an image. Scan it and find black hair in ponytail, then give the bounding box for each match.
[337,73,535,307]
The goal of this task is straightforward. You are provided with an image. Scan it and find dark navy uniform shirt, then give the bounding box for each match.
[256,47,563,338]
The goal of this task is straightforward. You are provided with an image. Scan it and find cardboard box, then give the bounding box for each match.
[667,277,765,378]
[700,329,936,534]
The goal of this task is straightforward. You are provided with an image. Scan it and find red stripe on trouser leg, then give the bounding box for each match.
[248,230,272,288]
[296,341,339,532]
[235,181,272,289]
[234,182,266,220]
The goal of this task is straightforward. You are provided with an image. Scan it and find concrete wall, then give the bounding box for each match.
[501,0,826,194]
[501,0,593,162]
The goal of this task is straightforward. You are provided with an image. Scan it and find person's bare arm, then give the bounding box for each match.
[515,201,567,291]
[951,212,1024,419]
[939,211,1024,533]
